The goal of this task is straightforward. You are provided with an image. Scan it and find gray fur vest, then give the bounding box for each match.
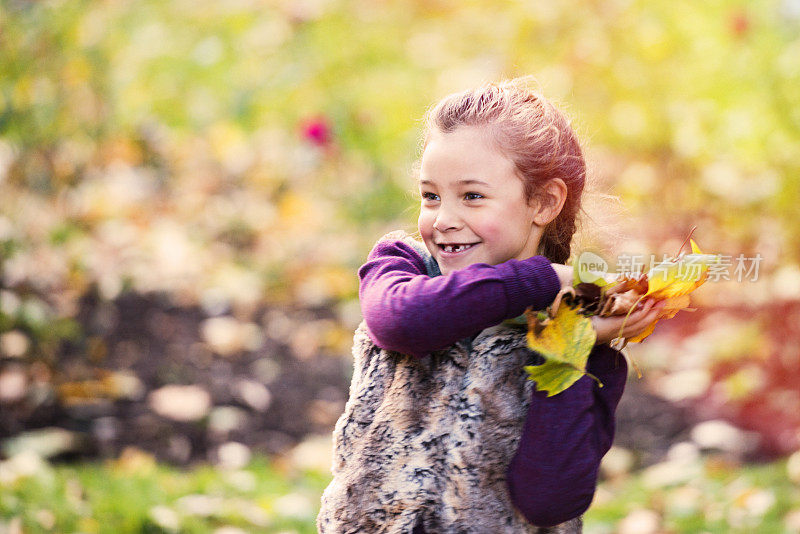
[317,234,581,534]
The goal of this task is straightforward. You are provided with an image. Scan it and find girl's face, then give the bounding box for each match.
[418,126,544,275]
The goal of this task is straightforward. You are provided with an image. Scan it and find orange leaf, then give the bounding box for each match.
[627,294,692,342]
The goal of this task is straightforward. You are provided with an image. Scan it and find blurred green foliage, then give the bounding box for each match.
[2,2,800,530]
[1,0,798,458]
[2,0,799,320]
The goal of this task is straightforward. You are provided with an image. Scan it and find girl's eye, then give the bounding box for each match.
[464,192,483,200]
[421,192,439,201]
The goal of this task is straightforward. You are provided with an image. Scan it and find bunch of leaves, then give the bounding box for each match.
[525,235,720,396]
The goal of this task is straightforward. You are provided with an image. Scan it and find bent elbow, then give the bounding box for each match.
[508,475,593,527]
[362,306,426,357]
[515,497,592,528]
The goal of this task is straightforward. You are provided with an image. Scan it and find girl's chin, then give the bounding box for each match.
[436,253,482,274]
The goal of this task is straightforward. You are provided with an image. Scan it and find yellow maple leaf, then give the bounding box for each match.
[644,239,718,299]
[628,239,719,342]
[525,301,600,396]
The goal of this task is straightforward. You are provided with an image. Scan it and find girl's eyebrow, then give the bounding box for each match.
[457,179,491,187]
[419,178,491,187]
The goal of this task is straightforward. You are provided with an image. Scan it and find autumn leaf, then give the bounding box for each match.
[524,298,600,397]
[644,240,718,300]
[626,294,691,342]
[625,239,719,341]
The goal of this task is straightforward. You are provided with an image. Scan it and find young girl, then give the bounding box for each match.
[317,79,664,534]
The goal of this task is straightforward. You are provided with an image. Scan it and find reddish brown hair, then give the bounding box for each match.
[422,78,585,264]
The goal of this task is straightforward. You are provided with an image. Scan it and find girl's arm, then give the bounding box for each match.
[506,345,627,527]
[506,296,662,526]
[359,237,561,357]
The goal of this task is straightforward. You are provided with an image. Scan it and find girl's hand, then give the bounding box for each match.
[590,298,665,345]
[550,263,574,290]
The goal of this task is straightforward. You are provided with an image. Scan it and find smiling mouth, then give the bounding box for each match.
[438,243,479,254]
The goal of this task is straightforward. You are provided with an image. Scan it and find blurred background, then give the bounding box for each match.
[1,0,800,532]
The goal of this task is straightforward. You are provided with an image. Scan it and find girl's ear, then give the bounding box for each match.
[531,178,567,226]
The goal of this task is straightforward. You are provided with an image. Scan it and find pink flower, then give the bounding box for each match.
[300,116,333,147]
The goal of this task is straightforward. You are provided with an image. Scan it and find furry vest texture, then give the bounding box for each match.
[317,233,582,534]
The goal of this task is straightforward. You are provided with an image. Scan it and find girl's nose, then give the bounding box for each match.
[432,206,462,232]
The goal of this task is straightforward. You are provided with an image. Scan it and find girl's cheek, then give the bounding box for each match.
[478,218,505,239]
[418,212,435,235]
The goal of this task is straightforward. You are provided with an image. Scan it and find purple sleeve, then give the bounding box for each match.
[506,345,628,527]
[358,238,561,357]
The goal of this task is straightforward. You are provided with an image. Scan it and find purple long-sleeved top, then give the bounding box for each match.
[358,238,628,528]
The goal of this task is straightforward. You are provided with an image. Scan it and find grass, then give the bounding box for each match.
[585,456,799,533]
[1,451,797,533]
[0,451,329,533]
